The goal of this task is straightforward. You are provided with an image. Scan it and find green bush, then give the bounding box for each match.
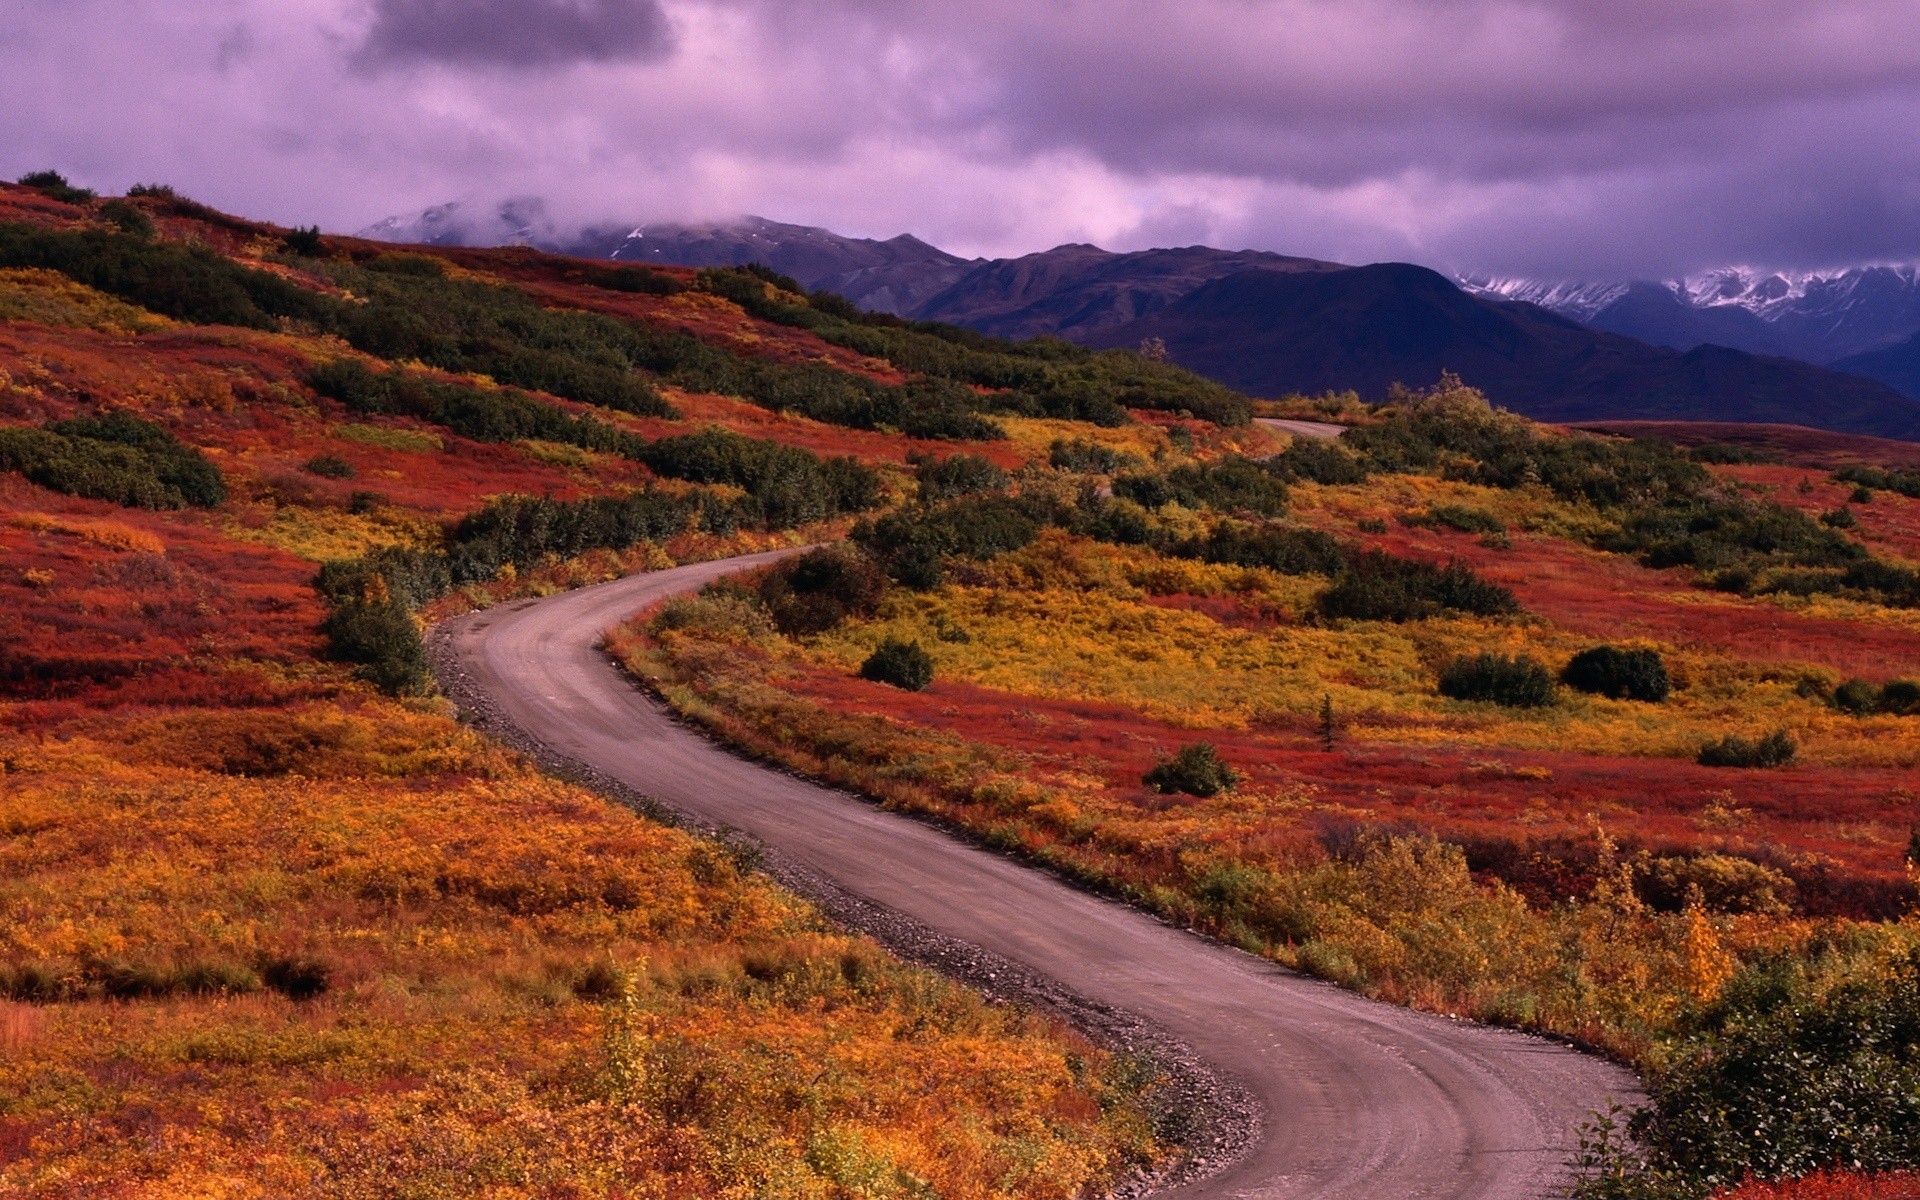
[1415,504,1506,534]
[757,548,888,637]
[1697,730,1797,769]
[303,453,355,479]
[1579,954,1920,1196]
[1048,438,1137,474]
[321,598,430,695]
[1877,679,1920,715]
[1270,436,1368,485]
[281,225,325,257]
[1820,506,1857,529]
[914,452,1008,503]
[1143,743,1242,798]
[1179,522,1345,576]
[97,200,154,239]
[1562,646,1671,703]
[1315,550,1519,622]
[853,496,1040,589]
[0,413,226,508]
[17,170,94,204]
[0,221,341,331]
[1437,654,1556,708]
[1115,457,1290,517]
[1834,677,1881,715]
[306,360,640,459]
[639,427,882,527]
[859,638,933,691]
[1688,442,1778,465]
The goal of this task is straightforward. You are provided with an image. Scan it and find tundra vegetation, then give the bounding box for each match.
[0,180,1185,1198]
[3,179,1918,1198]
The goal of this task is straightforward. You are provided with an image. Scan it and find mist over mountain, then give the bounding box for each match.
[362,202,1920,435]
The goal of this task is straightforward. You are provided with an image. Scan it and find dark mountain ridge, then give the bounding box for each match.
[362,203,1920,438]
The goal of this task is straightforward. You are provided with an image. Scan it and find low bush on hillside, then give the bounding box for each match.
[1177,522,1346,576]
[914,451,1007,502]
[0,221,341,330]
[307,359,639,456]
[1410,504,1507,535]
[1833,465,1920,500]
[322,596,431,695]
[1688,442,1780,465]
[0,412,225,508]
[1049,437,1139,474]
[853,496,1041,589]
[97,199,154,239]
[1437,654,1556,708]
[1144,743,1241,797]
[1697,730,1797,769]
[303,453,355,479]
[1315,550,1519,622]
[1563,646,1672,703]
[859,638,934,691]
[1269,436,1369,485]
[17,169,94,204]
[1115,457,1290,517]
[1577,954,1920,1199]
[758,548,888,636]
[638,428,883,527]
[1833,678,1920,716]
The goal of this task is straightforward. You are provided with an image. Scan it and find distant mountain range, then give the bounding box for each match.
[1460,266,1920,383]
[361,201,1920,437]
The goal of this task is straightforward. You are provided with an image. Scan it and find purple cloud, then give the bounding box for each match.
[2,0,1918,276]
[356,0,675,70]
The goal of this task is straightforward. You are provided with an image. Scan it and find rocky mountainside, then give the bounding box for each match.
[1463,264,1920,369]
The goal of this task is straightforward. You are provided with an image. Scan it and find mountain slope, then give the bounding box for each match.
[1835,329,1920,399]
[913,243,1344,341]
[1095,263,1920,436]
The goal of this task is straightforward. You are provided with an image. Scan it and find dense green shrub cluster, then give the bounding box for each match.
[757,548,888,636]
[0,411,225,508]
[1268,436,1369,485]
[1344,382,1708,508]
[1316,550,1519,622]
[913,452,1008,502]
[1832,677,1920,716]
[1114,457,1290,517]
[859,638,934,691]
[322,597,432,694]
[1562,646,1671,703]
[1144,743,1242,797]
[17,170,94,204]
[0,221,341,330]
[303,453,355,479]
[1578,955,1920,1198]
[324,254,675,417]
[1176,522,1346,576]
[1606,499,1863,574]
[1409,504,1506,535]
[638,428,883,527]
[307,360,638,455]
[1687,442,1780,465]
[97,200,154,239]
[853,495,1040,589]
[1437,654,1556,707]
[1697,730,1797,769]
[1833,464,1920,499]
[1048,438,1138,474]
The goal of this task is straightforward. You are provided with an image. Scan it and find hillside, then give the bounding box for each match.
[1095,263,1920,437]
[1836,328,1920,399]
[364,205,1920,439]
[0,176,1207,1197]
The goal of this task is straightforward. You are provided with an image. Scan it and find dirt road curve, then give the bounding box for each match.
[1254,418,1349,441]
[440,549,1636,1199]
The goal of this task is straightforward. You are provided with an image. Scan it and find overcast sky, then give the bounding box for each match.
[6,0,1920,277]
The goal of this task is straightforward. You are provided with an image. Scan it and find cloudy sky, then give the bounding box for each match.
[6,0,1920,276]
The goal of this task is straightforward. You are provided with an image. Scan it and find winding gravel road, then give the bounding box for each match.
[440,550,1636,1199]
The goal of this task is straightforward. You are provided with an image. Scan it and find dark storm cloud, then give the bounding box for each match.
[356,0,674,69]
[4,0,1920,275]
